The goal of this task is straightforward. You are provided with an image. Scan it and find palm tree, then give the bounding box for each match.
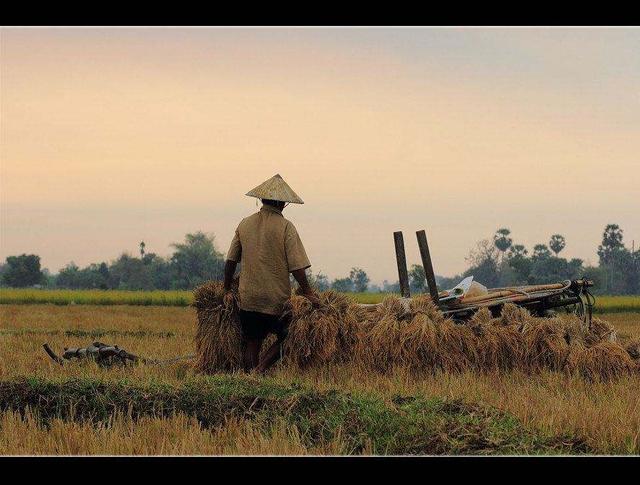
[549,234,566,256]
[494,228,513,263]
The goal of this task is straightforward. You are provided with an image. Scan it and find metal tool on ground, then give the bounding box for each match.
[42,342,195,367]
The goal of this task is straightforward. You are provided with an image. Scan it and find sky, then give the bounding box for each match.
[1,27,639,285]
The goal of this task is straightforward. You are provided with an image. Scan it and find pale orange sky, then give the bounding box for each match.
[1,27,638,284]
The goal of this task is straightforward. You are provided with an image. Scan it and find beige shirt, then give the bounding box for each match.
[227,205,311,315]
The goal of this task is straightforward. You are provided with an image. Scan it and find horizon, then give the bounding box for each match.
[1,27,639,284]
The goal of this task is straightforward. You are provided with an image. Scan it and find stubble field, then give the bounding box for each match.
[1,303,639,455]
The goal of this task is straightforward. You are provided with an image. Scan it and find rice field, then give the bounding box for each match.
[0,288,192,306]
[1,288,638,313]
[1,303,639,455]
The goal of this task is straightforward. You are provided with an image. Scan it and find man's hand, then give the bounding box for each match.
[291,268,321,308]
[223,290,235,308]
[303,291,321,307]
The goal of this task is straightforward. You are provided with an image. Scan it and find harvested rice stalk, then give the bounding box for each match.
[586,318,617,345]
[435,319,478,373]
[357,295,412,370]
[409,295,447,324]
[191,280,633,381]
[398,313,440,372]
[193,280,242,373]
[282,290,359,368]
[565,342,637,381]
[470,307,495,325]
[360,314,405,371]
[470,321,523,371]
[377,295,408,320]
[498,303,530,327]
[520,317,570,372]
[624,338,640,361]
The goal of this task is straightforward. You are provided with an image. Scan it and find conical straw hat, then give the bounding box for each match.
[245,174,304,204]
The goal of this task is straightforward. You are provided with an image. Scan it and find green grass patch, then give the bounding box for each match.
[2,288,638,313]
[0,375,589,455]
[0,289,192,306]
[591,296,640,313]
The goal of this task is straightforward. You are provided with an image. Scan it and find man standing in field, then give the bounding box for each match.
[223,174,319,373]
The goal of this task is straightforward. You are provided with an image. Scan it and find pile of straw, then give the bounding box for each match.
[565,342,637,381]
[193,282,638,380]
[193,280,242,373]
[282,290,364,368]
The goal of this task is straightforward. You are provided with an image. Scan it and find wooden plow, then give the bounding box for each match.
[377,229,595,327]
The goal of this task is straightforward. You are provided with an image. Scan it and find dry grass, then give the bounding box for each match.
[0,409,348,455]
[1,304,639,454]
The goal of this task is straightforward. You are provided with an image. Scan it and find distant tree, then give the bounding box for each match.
[331,277,354,292]
[41,268,55,287]
[108,254,154,290]
[435,275,462,291]
[147,255,174,290]
[56,261,110,290]
[532,244,552,259]
[170,232,225,289]
[349,267,370,292]
[56,262,81,289]
[597,224,624,266]
[467,239,500,267]
[493,228,513,262]
[0,263,7,286]
[529,256,583,284]
[307,270,330,291]
[463,257,500,288]
[2,254,44,287]
[549,234,566,256]
[508,244,528,258]
[97,262,109,282]
[598,246,639,295]
[505,244,532,285]
[139,241,146,258]
[464,239,500,287]
[408,264,426,293]
[382,280,401,293]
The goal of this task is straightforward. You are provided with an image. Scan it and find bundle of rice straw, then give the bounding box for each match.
[469,307,523,371]
[359,295,480,373]
[434,318,479,373]
[357,296,409,371]
[282,290,363,368]
[585,318,616,345]
[192,280,638,380]
[519,315,571,372]
[565,342,637,381]
[398,313,441,372]
[193,280,242,373]
[625,338,640,361]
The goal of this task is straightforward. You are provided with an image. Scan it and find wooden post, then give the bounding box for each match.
[416,229,439,305]
[393,231,411,298]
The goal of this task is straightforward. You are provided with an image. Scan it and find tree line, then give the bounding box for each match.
[1,224,638,295]
[0,232,225,291]
[413,224,638,296]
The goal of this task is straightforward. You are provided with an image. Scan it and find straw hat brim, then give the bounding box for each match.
[246,174,304,204]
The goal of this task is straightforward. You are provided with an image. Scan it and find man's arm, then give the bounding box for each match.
[223,260,238,291]
[292,268,320,305]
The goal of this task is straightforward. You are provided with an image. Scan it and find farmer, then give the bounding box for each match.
[223,174,319,373]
